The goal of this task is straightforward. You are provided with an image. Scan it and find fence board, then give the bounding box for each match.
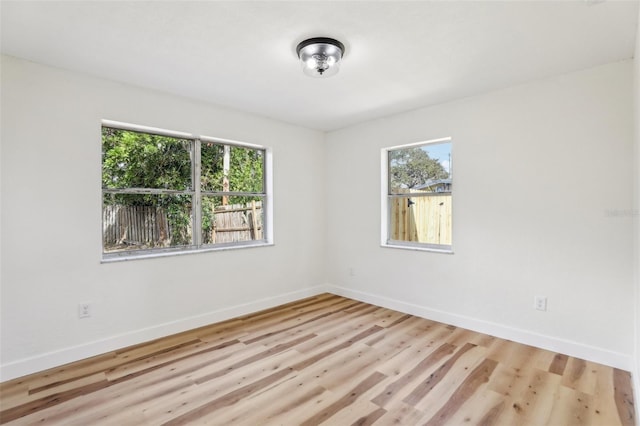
[390,195,451,245]
[103,201,263,252]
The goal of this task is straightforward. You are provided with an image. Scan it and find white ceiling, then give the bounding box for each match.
[1,1,638,131]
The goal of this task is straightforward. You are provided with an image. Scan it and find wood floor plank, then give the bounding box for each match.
[314,344,384,387]
[299,371,387,426]
[422,357,498,425]
[193,333,315,385]
[371,342,456,407]
[20,357,117,400]
[562,357,599,395]
[105,337,241,381]
[444,387,506,426]
[350,406,387,426]
[467,331,497,349]
[546,384,596,425]
[586,365,626,426]
[614,367,636,426]
[239,297,356,344]
[257,388,337,425]
[371,309,411,328]
[402,342,478,406]
[162,368,296,425]
[205,373,324,425]
[291,325,383,371]
[549,352,569,375]
[21,346,222,425]
[250,300,362,349]
[494,368,562,425]
[312,393,386,425]
[146,350,299,425]
[476,395,508,426]
[191,320,249,344]
[0,294,634,426]
[156,363,295,423]
[292,308,384,353]
[376,401,426,425]
[0,383,29,413]
[373,325,458,378]
[407,345,490,422]
[0,378,111,424]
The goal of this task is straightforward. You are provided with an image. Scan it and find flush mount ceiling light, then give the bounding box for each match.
[296,37,345,78]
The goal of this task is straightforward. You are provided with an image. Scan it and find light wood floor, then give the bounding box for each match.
[0,294,635,425]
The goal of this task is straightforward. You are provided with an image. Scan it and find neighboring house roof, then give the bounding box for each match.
[414,179,452,191]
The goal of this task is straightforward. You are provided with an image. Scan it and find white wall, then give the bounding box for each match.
[0,56,327,380]
[633,5,640,416]
[325,60,636,370]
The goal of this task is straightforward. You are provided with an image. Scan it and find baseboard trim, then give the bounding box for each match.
[326,284,634,371]
[0,285,329,382]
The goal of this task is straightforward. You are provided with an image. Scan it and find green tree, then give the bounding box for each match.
[102,128,192,191]
[200,143,263,194]
[389,147,448,191]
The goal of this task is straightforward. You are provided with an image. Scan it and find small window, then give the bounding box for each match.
[382,138,452,252]
[102,122,270,260]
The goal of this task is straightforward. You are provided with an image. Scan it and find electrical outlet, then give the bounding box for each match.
[534,296,547,311]
[349,267,355,277]
[78,302,92,319]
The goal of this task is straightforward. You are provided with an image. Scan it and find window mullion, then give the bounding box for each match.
[193,138,202,247]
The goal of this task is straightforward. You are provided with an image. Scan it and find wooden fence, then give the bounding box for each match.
[103,205,175,249]
[390,194,451,245]
[103,201,262,250]
[206,201,263,244]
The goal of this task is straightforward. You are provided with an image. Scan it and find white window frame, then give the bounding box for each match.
[381,137,453,254]
[101,120,273,262]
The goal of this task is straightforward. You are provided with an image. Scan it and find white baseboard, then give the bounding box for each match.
[0,286,329,382]
[326,284,634,372]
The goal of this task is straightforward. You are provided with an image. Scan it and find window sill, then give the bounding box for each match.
[101,241,274,263]
[381,242,454,254]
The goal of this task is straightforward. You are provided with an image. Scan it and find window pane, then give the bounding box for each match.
[102,193,193,253]
[389,142,451,194]
[389,195,452,246]
[200,142,224,191]
[102,127,192,190]
[201,195,264,245]
[201,143,264,193]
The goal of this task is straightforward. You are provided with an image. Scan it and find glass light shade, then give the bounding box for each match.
[296,37,345,78]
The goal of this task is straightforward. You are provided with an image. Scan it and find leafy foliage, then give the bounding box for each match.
[200,143,263,193]
[102,127,192,192]
[389,146,449,191]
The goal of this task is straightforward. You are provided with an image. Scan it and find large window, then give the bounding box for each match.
[382,138,452,252]
[102,121,271,260]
